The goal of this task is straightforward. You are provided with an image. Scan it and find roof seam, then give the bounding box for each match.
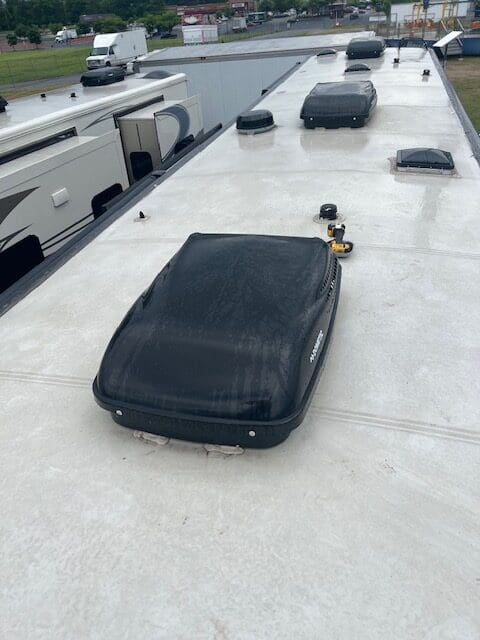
[313,406,480,445]
[0,369,91,389]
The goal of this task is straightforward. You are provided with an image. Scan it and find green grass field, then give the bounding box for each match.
[0,47,89,86]
[0,38,181,89]
[446,57,480,132]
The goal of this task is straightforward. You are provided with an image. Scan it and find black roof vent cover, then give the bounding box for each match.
[236,109,275,134]
[345,63,371,72]
[93,233,342,448]
[346,36,385,59]
[396,147,454,170]
[143,70,174,79]
[300,81,377,129]
[0,95,8,112]
[317,48,337,56]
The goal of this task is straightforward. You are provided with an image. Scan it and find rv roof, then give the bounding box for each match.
[140,31,375,63]
[1,48,479,637]
[0,74,184,133]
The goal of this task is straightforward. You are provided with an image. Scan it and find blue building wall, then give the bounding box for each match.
[462,36,480,56]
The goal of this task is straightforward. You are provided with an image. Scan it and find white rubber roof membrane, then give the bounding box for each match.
[0,47,479,639]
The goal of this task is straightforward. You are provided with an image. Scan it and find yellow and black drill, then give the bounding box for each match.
[327,223,354,257]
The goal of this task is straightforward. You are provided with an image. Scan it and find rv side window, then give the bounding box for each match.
[91,183,123,219]
[109,47,115,55]
[130,152,153,181]
[0,235,44,295]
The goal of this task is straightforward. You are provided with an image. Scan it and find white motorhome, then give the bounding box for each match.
[0,73,203,292]
[86,31,148,69]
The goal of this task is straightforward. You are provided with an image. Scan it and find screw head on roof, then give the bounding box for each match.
[134,211,150,223]
[70,92,76,98]
[40,93,46,99]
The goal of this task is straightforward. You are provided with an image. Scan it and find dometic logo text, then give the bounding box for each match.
[310,330,324,363]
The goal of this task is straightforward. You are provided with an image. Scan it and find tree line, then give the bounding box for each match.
[0,0,172,31]
[258,0,328,13]
[0,0,393,39]
[5,9,180,49]
[258,0,390,15]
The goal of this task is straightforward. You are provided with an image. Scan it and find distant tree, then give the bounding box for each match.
[272,0,290,12]
[28,28,42,47]
[15,23,29,38]
[156,10,179,33]
[0,7,11,31]
[291,0,307,12]
[48,22,62,35]
[0,0,176,31]
[139,11,178,34]
[6,33,18,49]
[94,16,127,33]
[139,13,157,35]
[76,22,91,35]
[26,0,64,28]
[381,0,391,17]
[307,0,328,14]
[224,7,234,17]
[65,0,89,23]
[145,0,165,13]
[258,0,274,12]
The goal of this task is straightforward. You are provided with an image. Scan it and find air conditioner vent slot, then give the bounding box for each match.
[317,48,337,56]
[345,63,371,73]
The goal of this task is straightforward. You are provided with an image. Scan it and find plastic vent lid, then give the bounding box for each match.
[317,48,337,56]
[396,148,454,170]
[345,63,371,72]
[143,70,174,79]
[236,109,275,135]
